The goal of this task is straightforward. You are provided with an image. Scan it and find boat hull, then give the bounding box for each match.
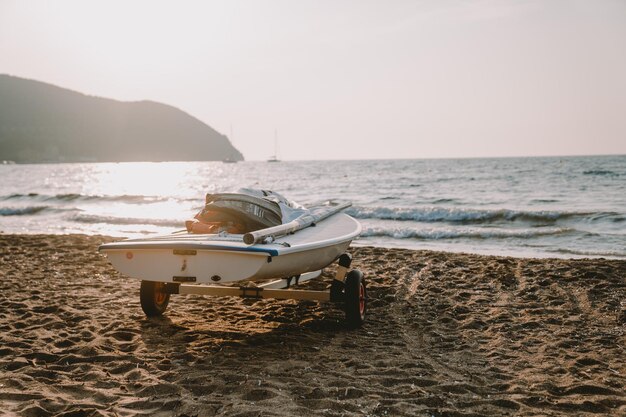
[100,213,360,284]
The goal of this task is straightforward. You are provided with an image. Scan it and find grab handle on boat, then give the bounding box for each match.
[243,201,352,245]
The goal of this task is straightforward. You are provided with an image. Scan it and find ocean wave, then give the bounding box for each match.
[0,206,49,216]
[1,193,170,204]
[431,198,460,204]
[360,226,574,240]
[48,193,85,201]
[3,193,41,199]
[71,214,183,228]
[585,212,626,223]
[583,170,620,177]
[531,199,559,203]
[345,206,603,224]
[547,248,626,258]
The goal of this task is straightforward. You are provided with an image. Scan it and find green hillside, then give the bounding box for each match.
[0,74,243,163]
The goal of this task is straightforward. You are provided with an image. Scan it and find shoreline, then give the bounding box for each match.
[1,234,625,416]
[1,231,623,262]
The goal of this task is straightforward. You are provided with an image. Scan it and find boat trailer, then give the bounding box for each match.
[140,253,368,328]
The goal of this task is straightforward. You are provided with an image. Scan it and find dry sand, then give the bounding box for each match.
[0,234,625,416]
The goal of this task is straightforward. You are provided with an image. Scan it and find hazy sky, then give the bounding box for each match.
[1,0,625,160]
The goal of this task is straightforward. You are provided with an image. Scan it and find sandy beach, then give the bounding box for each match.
[0,234,624,416]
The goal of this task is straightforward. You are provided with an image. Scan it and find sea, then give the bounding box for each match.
[1,155,625,259]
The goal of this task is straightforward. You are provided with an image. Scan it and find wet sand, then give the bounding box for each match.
[0,234,624,416]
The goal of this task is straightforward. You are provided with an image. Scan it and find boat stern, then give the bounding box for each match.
[100,244,270,284]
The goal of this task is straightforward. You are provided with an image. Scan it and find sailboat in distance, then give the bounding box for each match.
[267,129,280,162]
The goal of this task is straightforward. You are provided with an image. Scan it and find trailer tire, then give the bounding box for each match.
[140,280,170,317]
[344,270,366,328]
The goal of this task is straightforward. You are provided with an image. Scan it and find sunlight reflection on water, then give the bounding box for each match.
[1,156,624,258]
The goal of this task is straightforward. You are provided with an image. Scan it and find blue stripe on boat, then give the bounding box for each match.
[99,243,279,256]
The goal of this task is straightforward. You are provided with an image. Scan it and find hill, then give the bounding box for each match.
[0,74,243,163]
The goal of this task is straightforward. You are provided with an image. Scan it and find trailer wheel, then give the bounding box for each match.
[344,270,367,328]
[140,280,170,317]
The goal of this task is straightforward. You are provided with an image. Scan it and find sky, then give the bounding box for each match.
[1,0,625,161]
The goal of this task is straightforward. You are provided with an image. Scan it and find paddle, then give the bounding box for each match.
[243,202,352,245]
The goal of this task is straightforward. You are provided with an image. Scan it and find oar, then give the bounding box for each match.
[243,201,352,245]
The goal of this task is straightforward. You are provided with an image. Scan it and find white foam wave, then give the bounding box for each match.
[0,206,49,216]
[346,206,593,223]
[71,214,182,228]
[547,248,626,258]
[360,226,574,240]
[1,192,172,204]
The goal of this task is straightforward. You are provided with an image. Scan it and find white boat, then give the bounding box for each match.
[100,210,360,284]
[99,190,367,327]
